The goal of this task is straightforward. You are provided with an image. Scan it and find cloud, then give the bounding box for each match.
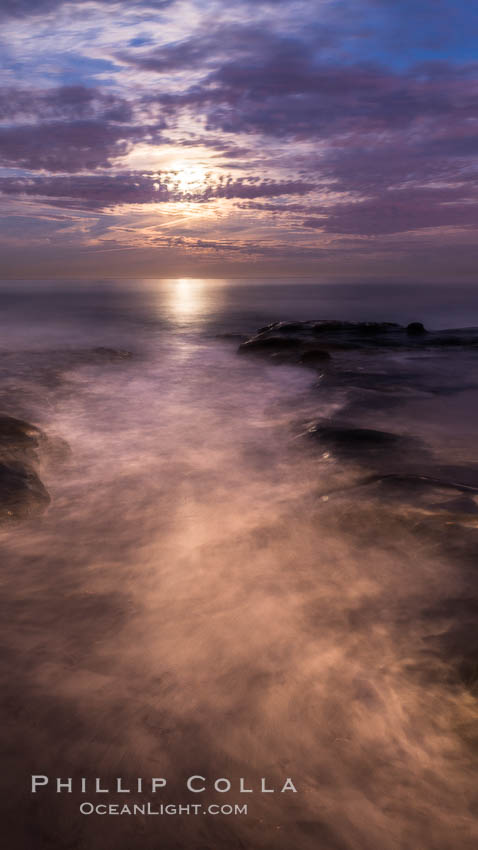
[237,187,478,235]
[199,177,314,200]
[134,21,477,147]
[0,121,150,172]
[0,85,161,172]
[118,23,301,74]
[0,0,174,18]
[0,174,171,209]
[0,85,133,123]
[303,188,478,235]
[0,173,315,209]
[1,0,477,275]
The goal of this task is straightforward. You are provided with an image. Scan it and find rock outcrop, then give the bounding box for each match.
[237,319,478,364]
[0,415,68,522]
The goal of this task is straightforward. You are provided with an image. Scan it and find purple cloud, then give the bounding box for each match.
[303,188,478,235]
[0,173,315,210]
[0,174,171,209]
[0,86,133,123]
[0,121,148,172]
[0,85,162,172]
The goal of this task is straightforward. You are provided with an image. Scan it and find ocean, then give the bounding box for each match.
[1,279,478,850]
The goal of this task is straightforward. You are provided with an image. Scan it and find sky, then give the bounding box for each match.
[0,0,477,280]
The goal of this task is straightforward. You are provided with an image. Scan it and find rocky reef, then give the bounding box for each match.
[238,319,478,362]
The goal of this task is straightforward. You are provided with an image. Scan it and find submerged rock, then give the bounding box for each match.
[317,472,478,524]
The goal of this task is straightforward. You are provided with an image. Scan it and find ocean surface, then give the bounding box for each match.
[1,279,478,850]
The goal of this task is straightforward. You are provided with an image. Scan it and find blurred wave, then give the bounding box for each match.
[1,280,477,850]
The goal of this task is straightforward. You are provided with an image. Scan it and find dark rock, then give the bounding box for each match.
[238,319,429,363]
[299,349,332,365]
[306,423,416,466]
[318,473,478,515]
[238,336,302,354]
[0,462,50,521]
[309,424,402,449]
[0,415,43,465]
[374,473,478,494]
[310,320,400,335]
[239,320,478,362]
[427,334,478,347]
[0,415,42,445]
[0,414,68,522]
[407,322,427,335]
[0,414,70,467]
[265,321,307,333]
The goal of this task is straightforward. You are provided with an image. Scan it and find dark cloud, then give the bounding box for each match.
[118,24,302,74]
[200,60,478,140]
[0,173,315,209]
[136,22,477,147]
[0,85,162,172]
[0,174,171,209]
[0,121,150,172]
[0,85,133,123]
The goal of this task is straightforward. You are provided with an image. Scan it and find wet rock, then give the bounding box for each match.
[308,423,403,450]
[318,473,478,519]
[370,472,478,496]
[0,415,70,467]
[427,333,478,347]
[238,335,302,354]
[0,462,50,521]
[238,319,478,362]
[0,415,43,465]
[407,322,427,335]
[312,320,400,335]
[305,422,422,468]
[0,415,68,522]
[299,349,332,366]
[238,319,416,363]
[258,321,307,333]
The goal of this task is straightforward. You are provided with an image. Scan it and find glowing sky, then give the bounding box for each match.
[0,0,477,279]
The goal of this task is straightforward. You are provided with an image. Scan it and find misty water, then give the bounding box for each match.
[1,280,478,850]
